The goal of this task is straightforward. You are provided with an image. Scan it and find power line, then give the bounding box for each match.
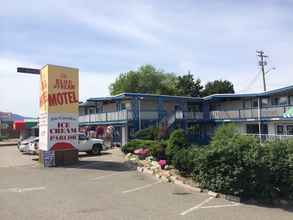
[239,71,260,93]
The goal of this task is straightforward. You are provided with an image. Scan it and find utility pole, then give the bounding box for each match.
[256,50,268,91]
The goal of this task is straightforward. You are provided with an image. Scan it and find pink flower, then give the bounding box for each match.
[134,148,150,159]
[159,160,167,169]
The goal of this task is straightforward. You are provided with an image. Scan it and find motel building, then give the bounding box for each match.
[79,85,293,145]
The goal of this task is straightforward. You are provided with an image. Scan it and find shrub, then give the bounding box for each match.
[122,139,166,159]
[121,140,157,154]
[191,124,293,202]
[172,147,202,176]
[149,140,167,160]
[193,134,261,198]
[259,140,293,200]
[134,127,159,140]
[165,129,188,162]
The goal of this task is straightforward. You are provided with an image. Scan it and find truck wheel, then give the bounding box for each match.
[91,144,101,155]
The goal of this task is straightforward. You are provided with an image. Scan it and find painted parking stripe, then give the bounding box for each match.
[180,196,214,216]
[91,173,121,180]
[0,186,46,193]
[122,180,162,194]
[200,202,241,209]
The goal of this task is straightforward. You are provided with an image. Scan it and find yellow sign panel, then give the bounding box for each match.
[40,65,79,113]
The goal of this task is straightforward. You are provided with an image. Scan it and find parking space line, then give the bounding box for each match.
[122,180,162,194]
[200,202,241,209]
[180,196,214,216]
[91,173,121,180]
[0,186,46,193]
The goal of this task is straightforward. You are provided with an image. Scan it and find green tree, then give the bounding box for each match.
[175,73,203,97]
[109,65,177,95]
[201,80,234,97]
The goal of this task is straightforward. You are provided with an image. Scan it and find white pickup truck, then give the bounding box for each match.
[18,134,107,155]
[78,133,107,155]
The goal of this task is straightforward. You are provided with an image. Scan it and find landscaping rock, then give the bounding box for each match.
[208,191,220,198]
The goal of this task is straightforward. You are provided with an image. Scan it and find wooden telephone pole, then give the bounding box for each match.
[256,50,268,92]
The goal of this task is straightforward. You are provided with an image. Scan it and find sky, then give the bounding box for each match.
[0,0,293,117]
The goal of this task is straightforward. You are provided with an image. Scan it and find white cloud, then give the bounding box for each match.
[0,57,118,116]
[0,58,40,116]
[1,0,293,116]
[79,71,117,101]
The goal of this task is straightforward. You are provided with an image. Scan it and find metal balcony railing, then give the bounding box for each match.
[79,110,204,124]
[79,110,132,123]
[183,112,204,120]
[245,133,293,141]
[210,105,293,120]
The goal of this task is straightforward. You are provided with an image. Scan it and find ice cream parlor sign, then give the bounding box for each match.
[39,65,79,151]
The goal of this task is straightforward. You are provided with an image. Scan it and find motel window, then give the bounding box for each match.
[252,99,258,108]
[246,124,259,134]
[261,98,269,107]
[96,106,102,113]
[276,125,284,135]
[272,97,279,106]
[246,124,268,134]
[290,96,293,105]
[188,105,200,112]
[279,97,288,106]
[272,96,288,106]
[89,108,96,114]
[121,103,126,110]
[287,125,293,135]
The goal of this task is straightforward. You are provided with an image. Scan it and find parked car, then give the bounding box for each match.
[18,134,106,156]
[18,137,39,155]
[78,133,107,155]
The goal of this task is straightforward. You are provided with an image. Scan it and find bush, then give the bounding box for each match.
[259,140,293,200]
[191,124,293,202]
[122,139,167,159]
[192,133,261,198]
[165,129,188,162]
[121,140,157,154]
[173,147,202,176]
[134,127,159,140]
[149,140,167,160]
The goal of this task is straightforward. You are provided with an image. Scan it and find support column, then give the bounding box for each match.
[131,98,140,132]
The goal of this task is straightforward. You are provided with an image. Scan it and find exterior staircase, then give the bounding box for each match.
[158,111,183,138]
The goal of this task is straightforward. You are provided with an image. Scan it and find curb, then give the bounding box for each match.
[127,159,293,206]
[134,161,204,193]
[129,160,238,201]
[0,142,18,147]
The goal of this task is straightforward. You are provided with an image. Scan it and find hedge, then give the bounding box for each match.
[191,124,293,202]
[165,129,188,162]
[134,127,159,140]
[172,147,202,176]
[122,124,293,202]
[121,140,157,154]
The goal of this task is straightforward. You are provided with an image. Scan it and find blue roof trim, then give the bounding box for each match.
[88,92,201,102]
[85,85,293,103]
[203,85,293,101]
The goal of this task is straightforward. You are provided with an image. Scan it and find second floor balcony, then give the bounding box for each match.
[210,105,293,121]
[79,110,204,124]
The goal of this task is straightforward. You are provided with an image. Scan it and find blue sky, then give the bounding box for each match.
[0,0,293,116]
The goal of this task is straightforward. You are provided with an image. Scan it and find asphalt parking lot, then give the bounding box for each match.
[0,146,292,220]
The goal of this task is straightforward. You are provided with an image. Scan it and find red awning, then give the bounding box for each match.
[13,121,25,130]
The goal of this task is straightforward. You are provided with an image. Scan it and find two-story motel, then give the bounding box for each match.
[79,85,293,145]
